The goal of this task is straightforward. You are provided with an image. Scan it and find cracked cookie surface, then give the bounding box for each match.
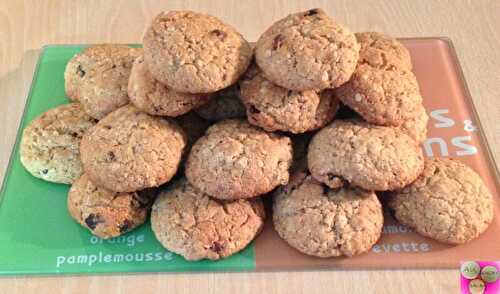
[239,64,338,133]
[186,119,293,199]
[389,158,494,244]
[64,44,141,119]
[128,55,212,117]
[195,85,246,121]
[397,103,428,144]
[20,103,97,184]
[255,8,359,91]
[80,105,186,192]
[68,174,155,239]
[307,119,424,191]
[356,32,412,71]
[335,64,422,126]
[273,170,383,257]
[143,10,252,93]
[151,178,265,261]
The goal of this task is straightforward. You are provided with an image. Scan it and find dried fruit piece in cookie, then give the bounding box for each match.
[186,119,293,199]
[239,64,338,133]
[20,103,97,184]
[273,170,383,257]
[64,44,141,119]
[128,55,212,117]
[195,85,246,121]
[255,8,359,91]
[356,32,412,71]
[143,10,252,93]
[335,64,423,126]
[68,174,155,239]
[151,178,265,261]
[307,119,424,191]
[80,105,186,192]
[389,158,494,244]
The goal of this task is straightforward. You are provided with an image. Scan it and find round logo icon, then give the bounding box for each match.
[481,265,500,283]
[468,279,485,294]
[461,261,481,279]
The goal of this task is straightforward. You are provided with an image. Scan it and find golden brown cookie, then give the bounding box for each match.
[185,119,293,199]
[239,65,339,133]
[397,104,428,144]
[128,55,212,117]
[68,174,155,239]
[356,32,412,71]
[255,8,359,91]
[151,178,265,261]
[80,105,186,192]
[20,103,97,184]
[307,119,424,191]
[389,158,494,244]
[143,10,252,93]
[195,85,246,121]
[335,64,423,126]
[273,170,383,257]
[64,45,141,119]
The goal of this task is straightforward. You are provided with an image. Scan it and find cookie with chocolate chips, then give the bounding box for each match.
[255,8,359,91]
[151,178,265,261]
[80,105,186,192]
[307,119,424,191]
[185,119,293,199]
[273,170,383,257]
[239,64,338,133]
[389,158,494,244]
[68,174,156,239]
[143,10,252,93]
[128,55,212,117]
[64,44,141,119]
[20,103,97,184]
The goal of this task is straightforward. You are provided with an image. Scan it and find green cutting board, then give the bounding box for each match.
[0,45,256,275]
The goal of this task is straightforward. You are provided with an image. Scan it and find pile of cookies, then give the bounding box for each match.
[20,8,494,261]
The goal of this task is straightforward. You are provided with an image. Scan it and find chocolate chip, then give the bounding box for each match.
[84,213,103,230]
[326,173,348,189]
[327,173,337,180]
[249,105,260,114]
[76,65,86,77]
[272,34,284,50]
[305,9,319,16]
[210,29,227,40]
[41,169,48,174]
[210,241,224,253]
[106,151,116,162]
[118,220,132,233]
[70,132,79,138]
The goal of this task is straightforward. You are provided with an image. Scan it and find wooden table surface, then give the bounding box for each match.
[1,1,499,293]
